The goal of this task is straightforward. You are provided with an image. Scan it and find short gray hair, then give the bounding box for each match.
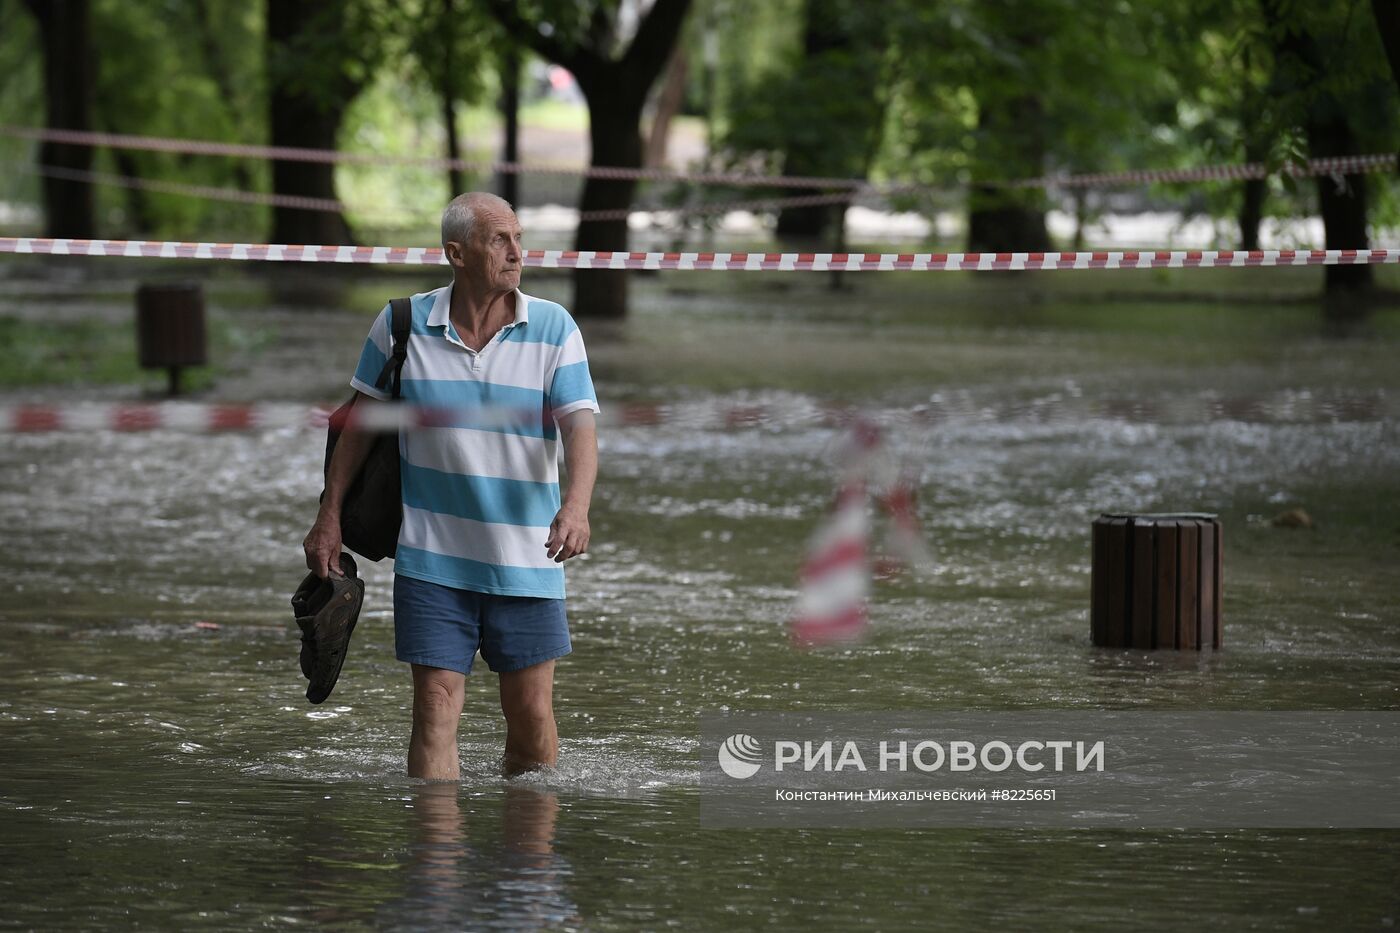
[441,192,514,248]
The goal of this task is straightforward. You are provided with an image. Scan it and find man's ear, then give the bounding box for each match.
[444,241,467,268]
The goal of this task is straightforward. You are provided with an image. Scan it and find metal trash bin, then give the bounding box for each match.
[136,283,206,396]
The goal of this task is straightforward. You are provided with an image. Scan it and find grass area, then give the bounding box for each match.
[576,265,1400,398]
[1,259,1397,397]
[0,312,272,391]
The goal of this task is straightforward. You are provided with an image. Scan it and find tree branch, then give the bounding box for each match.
[621,0,694,90]
[482,0,589,73]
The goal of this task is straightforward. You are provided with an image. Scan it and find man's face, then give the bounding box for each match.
[458,208,523,293]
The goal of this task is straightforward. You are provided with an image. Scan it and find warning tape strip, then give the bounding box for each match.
[1009,153,1399,189]
[6,125,1394,193]
[0,125,866,191]
[17,160,860,222]
[0,402,803,433]
[22,162,352,214]
[3,237,1396,270]
[580,191,860,221]
[2,395,1390,434]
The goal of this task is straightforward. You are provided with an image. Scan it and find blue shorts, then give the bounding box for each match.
[392,574,572,675]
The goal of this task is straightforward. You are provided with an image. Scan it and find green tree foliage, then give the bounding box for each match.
[93,0,264,237]
[711,0,1396,260]
[484,0,694,318]
[2,0,1393,266]
[718,0,896,244]
[885,0,1196,250]
[401,0,503,195]
[267,0,399,245]
[1265,0,1381,294]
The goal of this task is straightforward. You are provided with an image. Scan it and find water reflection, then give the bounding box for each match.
[381,784,579,931]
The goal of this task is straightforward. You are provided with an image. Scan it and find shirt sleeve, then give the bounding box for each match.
[547,322,601,421]
[349,303,393,401]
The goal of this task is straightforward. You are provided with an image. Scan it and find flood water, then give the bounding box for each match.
[2,264,1399,929]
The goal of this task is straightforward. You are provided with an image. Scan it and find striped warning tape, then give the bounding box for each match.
[0,125,867,190]
[1008,153,1399,189]
[4,393,1389,434]
[21,161,352,214]
[19,155,1394,225]
[0,401,816,434]
[2,237,1397,270]
[14,160,862,222]
[791,419,937,646]
[5,125,1394,192]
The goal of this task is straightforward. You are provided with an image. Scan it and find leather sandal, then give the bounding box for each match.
[290,553,365,705]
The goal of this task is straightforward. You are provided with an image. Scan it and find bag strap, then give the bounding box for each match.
[373,297,413,400]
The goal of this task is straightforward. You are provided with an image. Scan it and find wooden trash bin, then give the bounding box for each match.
[136,283,207,396]
[1091,513,1222,650]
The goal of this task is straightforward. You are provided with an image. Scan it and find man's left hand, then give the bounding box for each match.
[545,505,590,562]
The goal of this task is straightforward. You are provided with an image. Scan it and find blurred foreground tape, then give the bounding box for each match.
[792,419,936,647]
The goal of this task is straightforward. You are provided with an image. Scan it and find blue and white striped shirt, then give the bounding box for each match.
[350,284,599,598]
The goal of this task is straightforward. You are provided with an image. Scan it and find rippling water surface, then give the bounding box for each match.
[2,268,1398,929]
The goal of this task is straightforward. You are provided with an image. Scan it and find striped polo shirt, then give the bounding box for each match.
[350,283,599,599]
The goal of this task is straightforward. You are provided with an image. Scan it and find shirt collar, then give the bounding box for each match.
[426,282,530,331]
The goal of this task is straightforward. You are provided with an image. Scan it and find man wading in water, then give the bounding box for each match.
[303,192,599,779]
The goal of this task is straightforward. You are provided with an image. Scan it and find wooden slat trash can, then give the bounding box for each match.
[1091,513,1222,650]
[136,283,207,396]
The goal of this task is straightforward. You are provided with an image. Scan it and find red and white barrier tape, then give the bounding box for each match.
[29,155,1390,225]
[793,479,872,646]
[22,162,354,214]
[791,420,934,646]
[1,403,319,433]
[1008,153,1399,189]
[0,401,849,433]
[6,125,1394,192]
[3,237,1396,270]
[6,393,1388,435]
[19,160,857,222]
[0,402,590,433]
[0,125,865,190]
[579,191,861,222]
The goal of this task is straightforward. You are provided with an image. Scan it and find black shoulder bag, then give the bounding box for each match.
[323,297,411,561]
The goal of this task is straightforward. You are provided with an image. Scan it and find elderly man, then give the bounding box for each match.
[303,192,599,780]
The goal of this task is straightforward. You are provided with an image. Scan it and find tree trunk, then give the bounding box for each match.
[1314,146,1372,302]
[443,94,463,198]
[266,1,358,245]
[645,47,689,169]
[112,150,154,235]
[1237,88,1270,251]
[1071,190,1087,251]
[1372,0,1400,96]
[1263,0,1372,298]
[441,0,463,197]
[775,0,856,243]
[483,0,693,317]
[1238,135,1267,251]
[22,0,95,238]
[968,91,1050,252]
[498,46,520,206]
[575,87,644,318]
[1238,178,1266,251]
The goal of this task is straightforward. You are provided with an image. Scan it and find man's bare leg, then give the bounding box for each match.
[409,664,466,780]
[499,659,558,776]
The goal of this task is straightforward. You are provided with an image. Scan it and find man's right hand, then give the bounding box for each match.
[303,510,344,578]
